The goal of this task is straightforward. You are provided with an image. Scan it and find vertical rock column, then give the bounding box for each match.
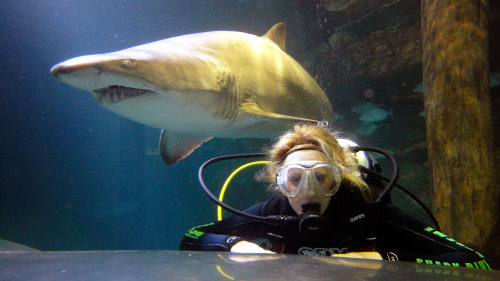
[421,0,497,251]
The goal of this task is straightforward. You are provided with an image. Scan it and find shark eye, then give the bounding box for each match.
[122,60,133,67]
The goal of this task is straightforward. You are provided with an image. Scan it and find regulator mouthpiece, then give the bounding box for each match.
[299,203,328,240]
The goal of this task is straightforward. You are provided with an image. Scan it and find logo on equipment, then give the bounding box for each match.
[298,247,348,256]
[387,252,399,261]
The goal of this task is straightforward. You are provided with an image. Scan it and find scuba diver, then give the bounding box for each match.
[179,124,491,269]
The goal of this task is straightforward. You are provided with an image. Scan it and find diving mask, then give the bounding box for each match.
[276,161,342,198]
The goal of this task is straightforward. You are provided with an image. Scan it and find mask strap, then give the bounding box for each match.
[276,144,324,164]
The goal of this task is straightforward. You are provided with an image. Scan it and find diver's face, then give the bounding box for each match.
[281,150,333,215]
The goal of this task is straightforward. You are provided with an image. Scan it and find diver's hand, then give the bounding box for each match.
[230,241,276,254]
[331,251,383,260]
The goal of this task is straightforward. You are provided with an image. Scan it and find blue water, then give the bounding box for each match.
[0,0,498,251]
[0,0,305,250]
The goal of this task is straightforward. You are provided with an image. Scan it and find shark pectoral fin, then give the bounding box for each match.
[159,130,212,165]
[242,104,319,124]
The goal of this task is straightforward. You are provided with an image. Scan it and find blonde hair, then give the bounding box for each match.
[260,124,374,202]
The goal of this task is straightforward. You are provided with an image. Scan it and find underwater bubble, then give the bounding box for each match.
[363,89,374,99]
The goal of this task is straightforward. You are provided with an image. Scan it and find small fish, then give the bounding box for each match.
[334,113,345,121]
[490,73,500,87]
[413,82,424,93]
[354,122,378,135]
[359,108,393,123]
[350,101,381,114]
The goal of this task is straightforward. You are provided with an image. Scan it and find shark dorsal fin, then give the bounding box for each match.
[263,23,286,52]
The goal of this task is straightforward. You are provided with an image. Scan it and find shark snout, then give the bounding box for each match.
[50,62,104,90]
[50,53,144,91]
[50,54,117,91]
[50,63,76,79]
[51,55,104,78]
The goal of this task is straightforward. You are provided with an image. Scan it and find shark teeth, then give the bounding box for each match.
[93,85,153,104]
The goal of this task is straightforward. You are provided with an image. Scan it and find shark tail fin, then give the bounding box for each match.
[159,130,212,165]
[263,23,286,51]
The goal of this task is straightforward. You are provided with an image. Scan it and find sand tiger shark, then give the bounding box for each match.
[50,23,334,165]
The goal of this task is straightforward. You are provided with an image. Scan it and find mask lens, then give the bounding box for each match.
[276,166,304,197]
[276,162,341,198]
[285,167,305,195]
[313,164,341,196]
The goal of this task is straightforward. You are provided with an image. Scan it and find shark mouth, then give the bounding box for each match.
[93,85,156,104]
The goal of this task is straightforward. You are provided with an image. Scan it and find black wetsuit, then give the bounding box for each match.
[180,185,491,270]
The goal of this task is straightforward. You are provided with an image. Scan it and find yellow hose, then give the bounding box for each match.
[218,160,270,221]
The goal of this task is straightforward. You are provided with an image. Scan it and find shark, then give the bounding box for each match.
[50,23,334,165]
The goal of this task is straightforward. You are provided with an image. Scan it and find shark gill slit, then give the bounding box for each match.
[226,75,239,121]
[215,73,226,119]
[217,73,238,121]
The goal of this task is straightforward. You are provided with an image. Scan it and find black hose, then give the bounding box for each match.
[198,153,298,225]
[352,147,399,203]
[359,166,441,231]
